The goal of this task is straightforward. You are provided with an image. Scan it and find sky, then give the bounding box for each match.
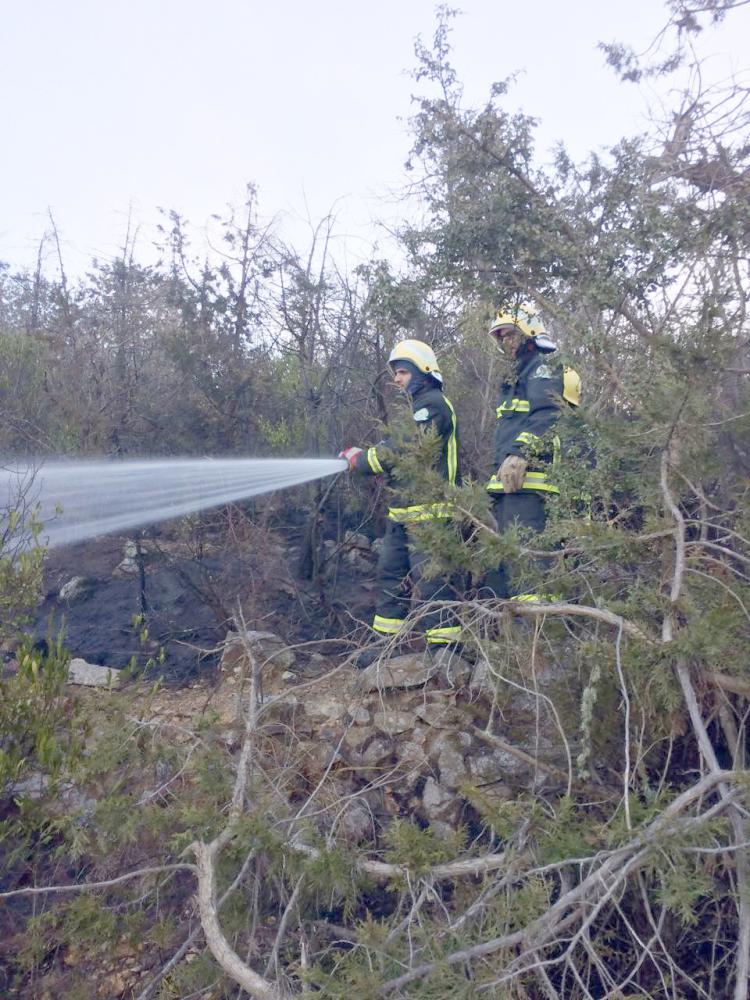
[1,0,748,275]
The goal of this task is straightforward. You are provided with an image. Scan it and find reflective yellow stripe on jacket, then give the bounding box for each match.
[486,472,560,495]
[387,503,454,523]
[444,396,459,486]
[367,446,384,474]
[496,398,530,417]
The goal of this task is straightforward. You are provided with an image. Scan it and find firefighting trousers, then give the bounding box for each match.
[483,492,554,601]
[371,520,460,645]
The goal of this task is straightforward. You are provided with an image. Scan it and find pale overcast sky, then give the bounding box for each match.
[1,0,748,274]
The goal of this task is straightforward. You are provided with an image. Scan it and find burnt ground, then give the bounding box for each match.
[26,507,380,685]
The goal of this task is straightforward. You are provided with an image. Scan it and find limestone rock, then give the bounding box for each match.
[435,739,469,789]
[344,530,371,551]
[360,737,395,766]
[372,709,414,736]
[415,700,466,729]
[338,799,373,843]
[347,705,371,726]
[420,776,459,828]
[221,629,296,676]
[10,771,49,800]
[114,539,140,576]
[428,646,473,687]
[469,747,530,784]
[58,576,93,603]
[398,739,429,767]
[343,531,373,570]
[345,549,372,571]
[359,653,435,692]
[67,658,122,688]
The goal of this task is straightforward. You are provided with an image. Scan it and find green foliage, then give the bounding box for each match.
[0,510,46,645]
[0,634,81,794]
[655,855,715,927]
[383,819,467,877]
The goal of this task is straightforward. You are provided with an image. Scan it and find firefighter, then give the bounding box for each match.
[484,305,581,601]
[339,339,461,668]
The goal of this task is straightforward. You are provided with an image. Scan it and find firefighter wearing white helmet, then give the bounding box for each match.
[484,304,581,601]
[339,339,461,668]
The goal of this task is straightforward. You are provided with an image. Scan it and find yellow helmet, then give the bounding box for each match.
[388,339,443,384]
[488,303,546,340]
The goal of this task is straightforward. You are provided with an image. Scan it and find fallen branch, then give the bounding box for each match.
[0,863,194,901]
[376,770,742,995]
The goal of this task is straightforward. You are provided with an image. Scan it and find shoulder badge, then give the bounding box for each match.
[533,364,553,379]
[413,407,430,422]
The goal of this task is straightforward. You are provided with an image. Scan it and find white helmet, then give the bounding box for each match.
[388,339,443,383]
[488,305,556,353]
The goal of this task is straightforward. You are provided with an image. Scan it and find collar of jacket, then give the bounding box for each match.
[409,378,442,408]
[514,344,556,379]
[405,371,442,399]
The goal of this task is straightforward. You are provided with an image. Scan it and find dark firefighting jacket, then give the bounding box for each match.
[353,380,460,522]
[487,345,580,497]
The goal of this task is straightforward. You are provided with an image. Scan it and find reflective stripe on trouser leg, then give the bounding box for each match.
[509,593,561,604]
[372,615,405,634]
[426,625,461,645]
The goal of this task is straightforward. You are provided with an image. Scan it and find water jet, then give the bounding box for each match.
[0,457,347,549]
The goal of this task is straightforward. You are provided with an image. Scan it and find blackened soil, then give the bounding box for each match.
[28,517,378,685]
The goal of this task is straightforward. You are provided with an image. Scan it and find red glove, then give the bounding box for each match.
[339,446,363,471]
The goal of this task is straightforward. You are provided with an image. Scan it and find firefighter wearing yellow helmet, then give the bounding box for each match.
[484,304,581,601]
[339,339,461,668]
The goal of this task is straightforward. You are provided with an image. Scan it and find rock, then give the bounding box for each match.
[430,730,471,789]
[468,658,498,698]
[344,530,371,551]
[10,772,49,800]
[469,747,530,784]
[58,576,93,603]
[343,532,372,570]
[58,782,98,816]
[468,780,513,807]
[338,800,373,843]
[114,539,140,575]
[67,658,122,688]
[347,706,371,725]
[345,549,373,571]
[114,556,139,575]
[307,696,348,723]
[435,739,469,789]
[221,629,296,674]
[415,701,465,729]
[359,653,435,692]
[428,646,473,687]
[360,737,395,766]
[420,776,458,826]
[398,739,429,767]
[372,709,414,736]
